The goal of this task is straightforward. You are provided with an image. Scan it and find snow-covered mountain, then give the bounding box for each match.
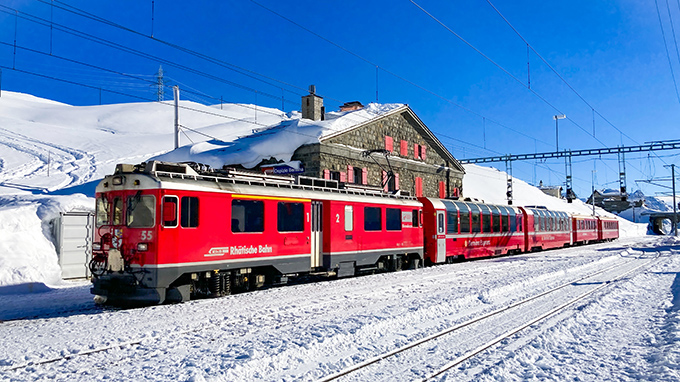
[0,91,647,288]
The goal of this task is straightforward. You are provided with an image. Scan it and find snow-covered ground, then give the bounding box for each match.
[0,91,676,381]
[1,236,678,381]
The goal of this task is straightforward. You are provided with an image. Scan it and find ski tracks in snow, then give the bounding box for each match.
[0,127,96,191]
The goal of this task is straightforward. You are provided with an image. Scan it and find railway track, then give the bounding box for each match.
[317,250,662,382]
[1,245,657,379]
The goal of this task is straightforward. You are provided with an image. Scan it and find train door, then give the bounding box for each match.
[436,210,446,263]
[310,201,323,269]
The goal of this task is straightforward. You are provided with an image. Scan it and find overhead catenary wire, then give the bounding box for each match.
[409,0,609,149]
[247,0,553,150]
[484,0,640,146]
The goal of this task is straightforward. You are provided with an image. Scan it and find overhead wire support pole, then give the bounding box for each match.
[666,164,678,236]
[565,151,573,203]
[505,156,513,205]
[674,164,677,237]
[173,85,179,149]
[618,150,627,201]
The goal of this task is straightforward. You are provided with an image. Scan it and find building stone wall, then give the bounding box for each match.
[291,109,464,198]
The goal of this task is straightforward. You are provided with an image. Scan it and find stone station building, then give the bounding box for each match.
[270,88,465,199]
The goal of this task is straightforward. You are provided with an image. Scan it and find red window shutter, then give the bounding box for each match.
[362,167,368,185]
[421,146,427,161]
[414,143,420,159]
[415,177,423,197]
[385,136,393,152]
[395,173,400,190]
[347,165,354,183]
[438,181,446,198]
[340,172,347,182]
[400,140,408,156]
[382,170,388,192]
[323,169,330,179]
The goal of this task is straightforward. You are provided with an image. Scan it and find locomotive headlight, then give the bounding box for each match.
[137,243,149,251]
[92,243,101,251]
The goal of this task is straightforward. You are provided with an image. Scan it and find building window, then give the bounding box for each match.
[400,140,408,156]
[353,167,363,184]
[330,171,341,181]
[181,196,199,228]
[415,177,423,198]
[385,136,393,152]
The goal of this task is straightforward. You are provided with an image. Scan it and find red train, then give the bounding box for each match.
[90,161,619,305]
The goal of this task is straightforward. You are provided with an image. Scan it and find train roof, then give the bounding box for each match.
[96,161,422,206]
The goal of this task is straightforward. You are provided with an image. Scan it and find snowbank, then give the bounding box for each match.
[0,194,93,288]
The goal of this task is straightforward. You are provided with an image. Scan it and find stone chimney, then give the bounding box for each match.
[339,101,364,112]
[301,85,324,121]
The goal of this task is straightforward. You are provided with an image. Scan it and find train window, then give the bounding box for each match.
[508,208,516,232]
[480,205,491,233]
[386,208,401,231]
[95,197,110,226]
[412,209,419,228]
[364,207,382,231]
[127,195,156,228]
[277,202,304,232]
[516,214,523,231]
[345,205,354,231]
[459,211,470,233]
[112,197,123,225]
[447,210,458,234]
[181,196,199,228]
[492,207,502,233]
[162,196,178,227]
[471,212,481,233]
[438,213,445,234]
[443,201,458,234]
[231,199,263,233]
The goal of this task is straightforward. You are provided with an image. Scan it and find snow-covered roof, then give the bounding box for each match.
[151,102,412,169]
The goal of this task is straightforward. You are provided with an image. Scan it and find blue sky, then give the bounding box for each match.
[0,0,679,198]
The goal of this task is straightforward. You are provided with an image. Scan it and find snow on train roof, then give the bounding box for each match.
[150,103,404,169]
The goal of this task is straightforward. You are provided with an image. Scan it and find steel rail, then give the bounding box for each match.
[421,252,661,381]
[317,250,655,382]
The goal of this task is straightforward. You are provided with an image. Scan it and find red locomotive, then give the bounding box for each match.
[90,161,619,305]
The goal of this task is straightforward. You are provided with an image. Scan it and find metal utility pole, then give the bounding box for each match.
[505,156,513,205]
[554,114,566,152]
[173,86,180,149]
[591,170,596,216]
[664,164,678,236]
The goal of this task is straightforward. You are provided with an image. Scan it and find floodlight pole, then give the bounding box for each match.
[554,114,566,152]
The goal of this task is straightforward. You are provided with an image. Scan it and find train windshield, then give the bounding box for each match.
[95,197,110,226]
[127,195,156,228]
